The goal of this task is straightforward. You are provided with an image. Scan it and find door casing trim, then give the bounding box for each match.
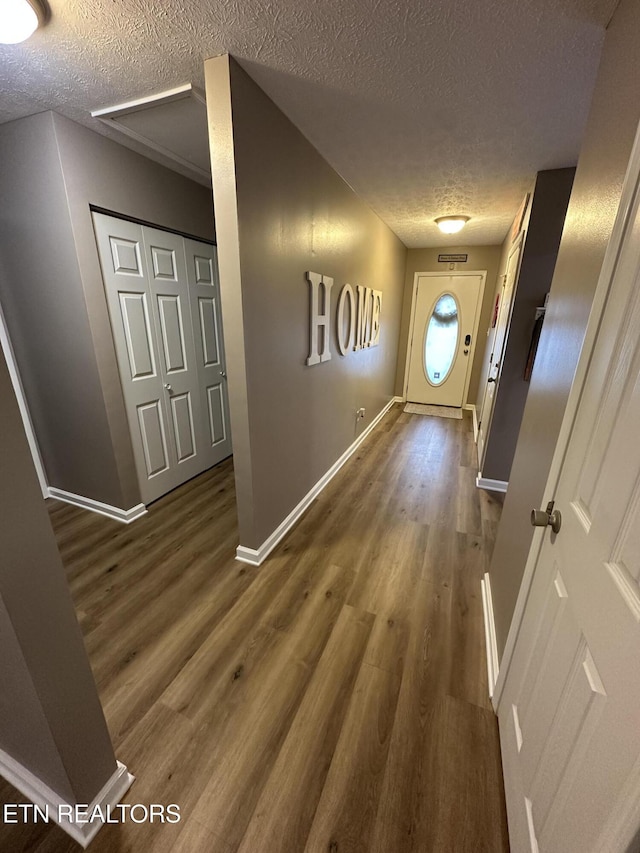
[0,301,49,497]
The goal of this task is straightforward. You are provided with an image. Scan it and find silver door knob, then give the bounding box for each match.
[164,383,172,392]
[220,370,227,378]
[531,501,561,534]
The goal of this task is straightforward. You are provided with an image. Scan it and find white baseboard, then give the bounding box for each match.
[464,403,478,441]
[236,396,402,567]
[481,572,499,703]
[47,487,147,524]
[0,749,134,849]
[475,474,508,494]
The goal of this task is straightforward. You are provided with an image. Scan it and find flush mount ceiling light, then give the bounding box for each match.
[0,0,47,44]
[435,215,470,235]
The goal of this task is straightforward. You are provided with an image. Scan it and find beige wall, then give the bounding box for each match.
[489,0,640,660]
[396,245,502,405]
[0,112,214,509]
[0,345,116,803]
[206,56,407,551]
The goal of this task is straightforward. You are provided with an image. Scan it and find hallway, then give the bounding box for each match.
[0,404,509,852]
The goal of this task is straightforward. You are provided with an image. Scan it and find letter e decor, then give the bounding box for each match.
[305,271,382,365]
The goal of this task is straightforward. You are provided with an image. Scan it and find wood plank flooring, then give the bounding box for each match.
[0,404,509,852]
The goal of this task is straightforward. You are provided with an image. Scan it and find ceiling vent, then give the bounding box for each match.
[91,84,211,186]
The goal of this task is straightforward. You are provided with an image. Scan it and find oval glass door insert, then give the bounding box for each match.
[424,293,459,385]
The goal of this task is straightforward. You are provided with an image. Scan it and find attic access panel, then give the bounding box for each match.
[91,84,211,186]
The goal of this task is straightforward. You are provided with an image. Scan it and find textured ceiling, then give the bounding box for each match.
[0,0,619,247]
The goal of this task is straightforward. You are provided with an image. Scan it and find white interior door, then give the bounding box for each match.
[406,272,484,407]
[94,213,231,505]
[144,225,208,482]
[477,235,522,466]
[184,237,232,467]
[498,160,640,853]
[95,216,177,504]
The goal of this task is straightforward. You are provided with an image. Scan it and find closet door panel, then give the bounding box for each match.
[93,213,179,504]
[94,214,231,506]
[184,238,232,467]
[143,226,207,486]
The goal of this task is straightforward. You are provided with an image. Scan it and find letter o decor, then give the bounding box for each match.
[337,283,356,354]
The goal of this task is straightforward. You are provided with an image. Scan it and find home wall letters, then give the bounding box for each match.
[305,271,382,367]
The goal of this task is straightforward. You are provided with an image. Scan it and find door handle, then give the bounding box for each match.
[531,501,562,534]
[164,383,172,392]
[487,377,496,383]
[220,370,227,378]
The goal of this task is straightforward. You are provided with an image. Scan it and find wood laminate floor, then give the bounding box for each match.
[0,404,509,852]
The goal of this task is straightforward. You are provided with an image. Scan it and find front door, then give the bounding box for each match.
[406,273,483,407]
[94,213,231,505]
[498,158,640,852]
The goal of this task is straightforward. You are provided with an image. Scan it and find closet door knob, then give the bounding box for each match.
[531,501,562,534]
[164,383,172,392]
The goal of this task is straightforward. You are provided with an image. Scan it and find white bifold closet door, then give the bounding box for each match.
[93,212,231,505]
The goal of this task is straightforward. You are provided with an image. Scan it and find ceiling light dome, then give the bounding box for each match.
[0,0,46,45]
[435,215,470,234]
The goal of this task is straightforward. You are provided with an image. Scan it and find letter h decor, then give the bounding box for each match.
[305,271,333,365]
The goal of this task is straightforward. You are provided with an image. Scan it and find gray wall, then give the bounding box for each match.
[489,0,640,660]
[482,168,575,483]
[205,56,407,550]
[0,344,116,803]
[396,245,502,404]
[0,111,215,509]
[53,113,216,507]
[0,113,121,505]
